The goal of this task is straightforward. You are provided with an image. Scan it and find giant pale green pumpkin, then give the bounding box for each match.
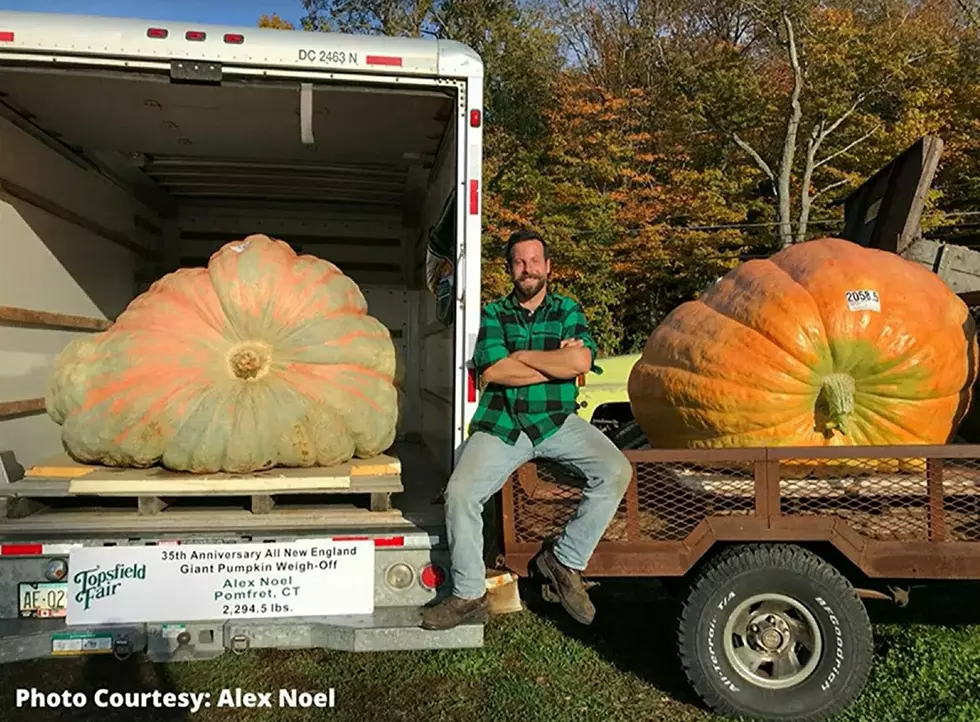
[628,237,979,449]
[46,235,399,474]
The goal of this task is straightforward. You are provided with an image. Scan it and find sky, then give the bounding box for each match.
[0,0,306,28]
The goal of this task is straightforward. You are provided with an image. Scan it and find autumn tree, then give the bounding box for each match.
[559,0,961,247]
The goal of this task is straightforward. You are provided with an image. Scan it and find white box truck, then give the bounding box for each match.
[0,9,488,661]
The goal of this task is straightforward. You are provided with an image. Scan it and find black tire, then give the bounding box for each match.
[608,419,649,450]
[678,544,873,722]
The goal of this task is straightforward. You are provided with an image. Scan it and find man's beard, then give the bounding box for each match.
[514,274,546,300]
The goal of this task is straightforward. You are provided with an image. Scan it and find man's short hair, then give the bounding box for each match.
[505,229,549,265]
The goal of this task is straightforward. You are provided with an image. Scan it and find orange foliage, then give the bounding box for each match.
[258,13,296,29]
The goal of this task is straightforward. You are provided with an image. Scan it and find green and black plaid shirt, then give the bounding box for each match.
[469,290,600,445]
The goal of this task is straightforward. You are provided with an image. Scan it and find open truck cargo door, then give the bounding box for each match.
[840,134,980,295]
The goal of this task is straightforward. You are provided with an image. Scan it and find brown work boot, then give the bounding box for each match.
[420,593,489,630]
[535,547,595,625]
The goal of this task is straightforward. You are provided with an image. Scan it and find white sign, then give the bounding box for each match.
[844,289,881,313]
[66,539,374,625]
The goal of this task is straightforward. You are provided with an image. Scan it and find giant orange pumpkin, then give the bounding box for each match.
[628,237,978,449]
[46,235,399,473]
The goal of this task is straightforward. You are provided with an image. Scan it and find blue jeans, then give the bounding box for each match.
[443,414,634,599]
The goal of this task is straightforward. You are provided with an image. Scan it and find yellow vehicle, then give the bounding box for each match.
[576,353,647,449]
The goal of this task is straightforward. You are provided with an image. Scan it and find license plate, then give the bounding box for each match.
[18,582,67,618]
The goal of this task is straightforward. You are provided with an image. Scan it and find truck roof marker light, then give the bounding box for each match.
[185,30,206,42]
[0,31,15,43]
[146,28,168,39]
[366,55,403,67]
[224,33,245,44]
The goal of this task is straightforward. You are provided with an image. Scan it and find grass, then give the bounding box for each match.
[1,580,978,722]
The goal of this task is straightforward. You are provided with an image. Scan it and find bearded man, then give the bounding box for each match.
[420,229,633,631]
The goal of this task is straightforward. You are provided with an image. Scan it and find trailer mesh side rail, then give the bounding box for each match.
[502,446,980,579]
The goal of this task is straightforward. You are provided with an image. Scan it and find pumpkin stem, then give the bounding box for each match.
[819,373,856,435]
[228,343,271,380]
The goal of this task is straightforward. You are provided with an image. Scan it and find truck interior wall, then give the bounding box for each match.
[0,113,161,469]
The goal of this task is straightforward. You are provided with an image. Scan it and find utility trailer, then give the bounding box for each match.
[0,10,488,660]
[499,140,980,722]
[502,440,980,722]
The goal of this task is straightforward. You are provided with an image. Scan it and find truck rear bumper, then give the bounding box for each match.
[0,607,483,663]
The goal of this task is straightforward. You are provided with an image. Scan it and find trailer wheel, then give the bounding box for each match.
[678,544,873,722]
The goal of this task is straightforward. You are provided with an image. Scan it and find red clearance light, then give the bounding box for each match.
[420,563,446,590]
[467,367,477,403]
[331,536,403,547]
[470,109,482,127]
[224,33,245,44]
[0,31,15,43]
[185,30,206,41]
[1,543,43,556]
[146,28,168,39]
[366,55,403,67]
[469,179,480,215]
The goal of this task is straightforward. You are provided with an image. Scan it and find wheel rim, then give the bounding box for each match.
[722,593,823,690]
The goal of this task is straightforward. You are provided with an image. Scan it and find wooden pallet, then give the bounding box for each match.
[1,452,403,519]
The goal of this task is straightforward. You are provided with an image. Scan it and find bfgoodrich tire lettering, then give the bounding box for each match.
[678,544,873,722]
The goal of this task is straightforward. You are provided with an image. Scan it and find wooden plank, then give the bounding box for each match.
[21,452,403,496]
[0,177,160,261]
[23,465,93,480]
[69,474,354,495]
[251,495,274,514]
[370,492,392,512]
[28,451,400,477]
[0,496,45,520]
[0,479,71,496]
[902,239,980,294]
[0,398,46,418]
[0,305,112,332]
[351,457,402,477]
[138,496,167,516]
[0,505,414,535]
[2,476,404,498]
[24,454,98,479]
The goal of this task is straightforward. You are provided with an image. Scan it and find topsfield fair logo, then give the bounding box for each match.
[73,563,147,610]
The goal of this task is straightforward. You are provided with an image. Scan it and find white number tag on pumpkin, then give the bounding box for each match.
[845,289,880,312]
[229,241,251,254]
